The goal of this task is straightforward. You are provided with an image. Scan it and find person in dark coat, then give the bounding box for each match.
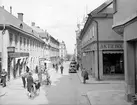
[60,65,64,74]
[1,69,7,87]
[27,72,34,97]
[81,68,89,84]
[77,63,80,71]
[55,64,58,73]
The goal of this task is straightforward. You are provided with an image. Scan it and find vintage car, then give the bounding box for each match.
[69,61,77,73]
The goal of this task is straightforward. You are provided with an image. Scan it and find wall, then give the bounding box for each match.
[97,18,123,41]
[113,0,137,26]
[124,21,137,41]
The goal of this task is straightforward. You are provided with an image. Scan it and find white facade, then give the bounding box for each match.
[59,41,67,60]
[0,7,46,79]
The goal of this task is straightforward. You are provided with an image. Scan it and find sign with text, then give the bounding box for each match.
[100,43,123,50]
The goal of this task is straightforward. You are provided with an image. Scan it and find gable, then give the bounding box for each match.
[98,2,113,14]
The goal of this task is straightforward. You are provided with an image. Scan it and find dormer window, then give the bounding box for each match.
[32,30,34,33]
[20,23,23,29]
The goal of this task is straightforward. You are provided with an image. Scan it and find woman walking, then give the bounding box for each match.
[81,68,89,84]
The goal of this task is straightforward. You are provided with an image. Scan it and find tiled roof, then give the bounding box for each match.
[0,6,43,42]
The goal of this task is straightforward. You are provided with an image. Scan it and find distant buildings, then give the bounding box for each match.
[59,41,67,61]
[0,6,61,80]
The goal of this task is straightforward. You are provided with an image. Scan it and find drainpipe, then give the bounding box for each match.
[2,23,6,71]
[93,19,100,80]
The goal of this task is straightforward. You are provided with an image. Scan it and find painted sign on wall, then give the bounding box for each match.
[100,43,123,50]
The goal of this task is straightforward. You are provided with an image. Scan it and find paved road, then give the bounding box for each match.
[0,61,90,105]
[46,61,90,105]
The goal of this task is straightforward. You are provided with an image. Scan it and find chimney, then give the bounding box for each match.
[17,13,23,21]
[10,6,12,14]
[2,6,4,9]
[31,22,35,26]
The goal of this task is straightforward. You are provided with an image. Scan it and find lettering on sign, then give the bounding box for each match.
[100,44,123,49]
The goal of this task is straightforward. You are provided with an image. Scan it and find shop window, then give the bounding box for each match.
[103,53,124,75]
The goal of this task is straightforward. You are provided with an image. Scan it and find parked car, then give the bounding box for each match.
[69,61,77,73]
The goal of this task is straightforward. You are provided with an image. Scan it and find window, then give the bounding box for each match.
[113,0,117,14]
[20,37,22,50]
[92,26,95,37]
[23,38,26,51]
[15,34,18,45]
[9,33,13,45]
[27,39,29,51]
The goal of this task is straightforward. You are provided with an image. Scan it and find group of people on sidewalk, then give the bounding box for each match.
[21,65,50,98]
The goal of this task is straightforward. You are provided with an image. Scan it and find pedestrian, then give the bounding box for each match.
[1,69,7,87]
[38,69,42,85]
[21,72,28,88]
[55,64,58,73]
[27,72,34,97]
[77,63,79,71]
[60,64,64,74]
[81,68,89,84]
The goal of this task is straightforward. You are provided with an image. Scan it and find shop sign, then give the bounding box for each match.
[100,43,123,50]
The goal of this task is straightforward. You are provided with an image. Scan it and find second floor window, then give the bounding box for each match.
[15,34,18,45]
[9,33,13,45]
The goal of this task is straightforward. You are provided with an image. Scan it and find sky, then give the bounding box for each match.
[1,0,106,54]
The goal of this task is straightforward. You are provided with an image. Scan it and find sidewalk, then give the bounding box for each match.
[77,70,125,84]
[77,70,132,105]
[0,68,55,97]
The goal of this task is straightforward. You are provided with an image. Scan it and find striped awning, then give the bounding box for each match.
[103,50,123,54]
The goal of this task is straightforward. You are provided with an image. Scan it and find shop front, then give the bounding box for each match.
[99,42,124,80]
[8,48,29,80]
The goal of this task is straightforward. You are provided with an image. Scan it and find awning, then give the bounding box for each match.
[8,52,29,58]
[103,50,123,54]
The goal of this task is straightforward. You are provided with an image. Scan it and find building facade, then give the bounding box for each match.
[79,0,124,80]
[59,41,67,61]
[48,35,60,65]
[112,0,137,102]
[0,7,46,80]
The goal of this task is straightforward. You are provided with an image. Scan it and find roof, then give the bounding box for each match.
[31,26,49,38]
[0,6,44,42]
[89,0,113,15]
[79,0,113,40]
[50,35,59,45]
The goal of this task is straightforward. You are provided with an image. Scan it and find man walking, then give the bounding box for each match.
[27,72,34,97]
[60,64,64,74]
[21,69,29,88]
[1,69,7,87]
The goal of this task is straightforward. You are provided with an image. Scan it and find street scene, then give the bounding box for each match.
[0,0,137,105]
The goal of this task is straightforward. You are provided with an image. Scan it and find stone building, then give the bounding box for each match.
[112,0,137,102]
[79,0,124,80]
[59,41,67,61]
[0,6,46,80]
[48,35,60,65]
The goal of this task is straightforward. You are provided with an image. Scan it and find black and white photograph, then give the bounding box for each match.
[0,0,136,105]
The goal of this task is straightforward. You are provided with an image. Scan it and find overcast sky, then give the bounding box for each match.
[1,0,106,54]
